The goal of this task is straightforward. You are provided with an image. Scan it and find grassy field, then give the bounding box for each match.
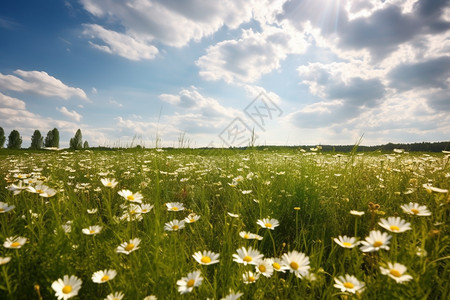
[0,148,448,299]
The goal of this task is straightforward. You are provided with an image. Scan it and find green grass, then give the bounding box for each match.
[0,148,448,299]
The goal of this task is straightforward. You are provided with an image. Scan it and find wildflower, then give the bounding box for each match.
[51,275,82,300]
[82,225,102,235]
[143,296,158,300]
[255,259,274,277]
[227,212,239,218]
[105,291,124,300]
[333,235,359,248]
[350,210,365,216]
[3,236,27,249]
[242,271,259,284]
[7,182,26,195]
[140,203,154,214]
[164,219,186,231]
[257,218,279,230]
[116,238,141,255]
[239,231,263,240]
[334,274,365,294]
[380,262,413,284]
[118,189,143,203]
[0,202,15,213]
[400,202,431,216]
[281,250,310,278]
[92,269,117,283]
[87,208,98,214]
[378,217,411,233]
[28,184,57,197]
[193,250,220,265]
[165,202,185,211]
[221,291,243,300]
[360,230,391,252]
[241,190,252,194]
[101,178,118,188]
[422,183,448,194]
[269,257,288,273]
[0,257,11,265]
[176,270,203,294]
[232,247,263,266]
[184,213,200,223]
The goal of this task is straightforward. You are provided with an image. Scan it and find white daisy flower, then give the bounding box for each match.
[281,250,310,278]
[176,270,203,294]
[242,271,259,284]
[380,262,413,284]
[51,275,82,300]
[92,269,117,283]
[378,217,411,233]
[0,202,15,213]
[333,235,359,248]
[3,236,27,249]
[334,274,365,294]
[360,230,391,252]
[255,259,274,277]
[82,225,102,236]
[239,231,263,240]
[165,202,185,211]
[116,238,141,255]
[400,202,431,216]
[164,219,186,231]
[100,178,118,188]
[232,247,263,266]
[192,250,220,265]
[257,218,279,230]
[118,189,143,203]
[105,291,124,300]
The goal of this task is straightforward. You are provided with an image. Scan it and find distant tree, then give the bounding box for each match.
[30,130,44,149]
[7,130,22,149]
[44,130,53,147]
[45,128,60,148]
[70,129,83,150]
[83,141,89,149]
[0,127,5,148]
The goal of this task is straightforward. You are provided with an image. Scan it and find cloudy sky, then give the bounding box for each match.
[0,0,449,148]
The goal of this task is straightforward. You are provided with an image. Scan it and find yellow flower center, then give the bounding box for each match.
[0,208,4,212]
[201,256,211,264]
[411,208,419,215]
[172,225,179,230]
[106,182,112,187]
[244,234,250,239]
[130,210,136,215]
[343,282,354,289]
[294,207,301,210]
[10,242,20,248]
[62,285,72,294]
[273,262,281,270]
[172,207,179,211]
[101,275,109,282]
[343,242,352,247]
[127,195,135,201]
[265,223,272,228]
[373,241,383,247]
[89,230,95,234]
[36,189,44,194]
[390,225,400,231]
[248,276,256,282]
[186,279,195,288]
[290,262,299,270]
[243,256,252,262]
[259,265,266,272]
[125,243,135,252]
[389,269,401,277]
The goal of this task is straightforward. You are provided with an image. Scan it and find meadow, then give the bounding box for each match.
[0,148,448,299]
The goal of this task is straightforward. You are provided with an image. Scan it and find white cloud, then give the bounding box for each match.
[109,99,123,107]
[0,70,88,100]
[0,92,26,110]
[57,106,82,122]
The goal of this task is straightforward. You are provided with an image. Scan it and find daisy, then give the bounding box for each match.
[101,178,118,188]
[143,296,158,300]
[116,238,141,255]
[176,270,203,294]
[227,212,239,218]
[192,250,220,265]
[82,225,102,235]
[350,210,365,216]
[51,275,82,300]
[87,208,98,214]
[140,203,154,214]
[255,258,274,277]
[333,236,359,248]
[105,291,124,300]
[360,230,391,252]
[232,247,264,266]
[28,184,56,197]
[0,257,11,265]
[242,271,259,284]
[165,202,185,212]
[7,182,26,195]
[184,213,200,223]
[221,291,243,300]
[164,219,186,231]
[3,236,27,249]
[239,231,263,240]
[0,202,15,213]
[92,269,117,283]
[269,257,289,273]
[281,250,310,278]
[380,262,413,284]
[400,202,431,216]
[378,217,411,233]
[333,274,365,294]
[257,218,279,230]
[118,189,143,203]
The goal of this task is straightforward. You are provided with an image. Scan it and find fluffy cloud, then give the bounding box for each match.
[0,92,26,110]
[0,70,88,100]
[57,106,82,122]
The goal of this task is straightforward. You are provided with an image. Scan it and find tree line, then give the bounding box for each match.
[0,127,89,150]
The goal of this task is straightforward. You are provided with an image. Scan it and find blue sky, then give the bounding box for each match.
[0,0,449,148]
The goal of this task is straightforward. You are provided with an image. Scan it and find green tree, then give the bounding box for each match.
[70,129,83,150]
[45,128,60,148]
[83,140,89,149]
[7,130,22,149]
[0,127,5,148]
[30,130,44,149]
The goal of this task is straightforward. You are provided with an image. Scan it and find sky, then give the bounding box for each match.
[0,0,449,148]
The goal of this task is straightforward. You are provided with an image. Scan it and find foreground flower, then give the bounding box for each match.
[242,271,260,284]
[105,291,124,300]
[0,257,11,265]
[3,236,27,249]
[92,269,117,283]
[255,258,274,277]
[193,250,220,265]
[164,219,186,231]
[184,213,200,223]
[27,184,57,197]
[350,210,365,216]
[0,202,15,213]
[165,202,185,212]
[51,275,82,300]
[269,257,289,273]
[360,230,391,252]
[82,225,103,236]
[232,247,263,266]
[239,231,263,240]
[333,235,359,248]
[177,270,203,294]
[334,274,365,294]
[378,217,411,233]
[400,202,431,216]
[101,178,118,188]
[118,190,143,203]
[380,262,413,284]
[221,291,243,300]
[116,238,141,255]
[281,250,310,278]
[257,218,279,230]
